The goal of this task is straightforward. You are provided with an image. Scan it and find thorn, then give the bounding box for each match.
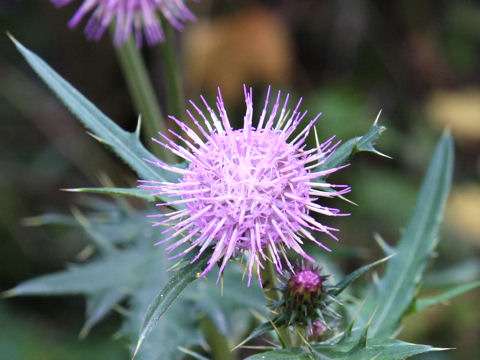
[87,131,108,144]
[21,216,45,227]
[132,342,141,359]
[373,109,382,125]
[313,126,321,150]
[338,194,358,206]
[373,233,394,255]
[60,188,82,193]
[135,115,142,139]
[78,324,90,340]
[373,149,392,159]
[6,32,17,44]
[1,289,15,299]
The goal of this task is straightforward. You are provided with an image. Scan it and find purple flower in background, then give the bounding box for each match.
[51,0,196,46]
[139,86,350,285]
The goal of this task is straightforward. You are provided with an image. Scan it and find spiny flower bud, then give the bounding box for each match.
[276,263,339,329]
[288,264,327,300]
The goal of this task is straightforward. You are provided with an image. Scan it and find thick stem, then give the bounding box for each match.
[113,34,175,162]
[259,252,293,348]
[199,315,234,360]
[159,22,185,121]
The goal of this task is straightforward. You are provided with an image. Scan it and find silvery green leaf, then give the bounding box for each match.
[413,280,480,312]
[65,187,158,202]
[132,251,212,358]
[355,133,454,337]
[245,338,447,360]
[316,121,387,174]
[10,37,178,183]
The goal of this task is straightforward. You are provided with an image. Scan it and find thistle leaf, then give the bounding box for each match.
[132,251,212,358]
[65,187,158,202]
[413,280,480,312]
[333,254,394,296]
[245,338,447,360]
[5,249,149,297]
[9,36,178,182]
[355,133,454,337]
[316,122,386,174]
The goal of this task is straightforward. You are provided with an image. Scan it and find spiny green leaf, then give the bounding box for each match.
[132,251,212,358]
[424,260,480,288]
[187,263,266,336]
[355,133,454,337]
[316,121,387,174]
[414,281,480,312]
[9,36,178,183]
[5,249,150,297]
[333,254,394,296]
[246,338,447,360]
[65,187,158,202]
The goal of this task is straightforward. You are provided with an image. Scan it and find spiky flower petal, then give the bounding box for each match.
[51,0,196,46]
[139,86,350,285]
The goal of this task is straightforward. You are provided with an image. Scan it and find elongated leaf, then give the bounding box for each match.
[246,338,446,360]
[414,281,480,312]
[356,133,454,336]
[65,187,158,202]
[133,251,212,358]
[333,255,394,296]
[10,36,176,182]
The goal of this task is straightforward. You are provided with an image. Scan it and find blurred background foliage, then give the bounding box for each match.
[0,0,479,359]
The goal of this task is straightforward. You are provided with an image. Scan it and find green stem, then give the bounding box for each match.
[199,315,234,360]
[159,23,185,120]
[259,252,293,348]
[112,34,175,162]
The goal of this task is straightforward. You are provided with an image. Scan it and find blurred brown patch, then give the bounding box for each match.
[447,184,480,246]
[426,88,480,142]
[183,6,294,102]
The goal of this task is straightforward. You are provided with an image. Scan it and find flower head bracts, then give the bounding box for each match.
[51,0,196,47]
[139,86,350,286]
[275,263,340,331]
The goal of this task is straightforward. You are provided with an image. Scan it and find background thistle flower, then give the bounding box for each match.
[51,0,196,46]
[140,86,350,286]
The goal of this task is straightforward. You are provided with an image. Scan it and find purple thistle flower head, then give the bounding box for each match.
[139,86,350,286]
[51,0,197,47]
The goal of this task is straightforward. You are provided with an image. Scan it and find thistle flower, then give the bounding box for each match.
[51,0,196,46]
[139,86,350,285]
